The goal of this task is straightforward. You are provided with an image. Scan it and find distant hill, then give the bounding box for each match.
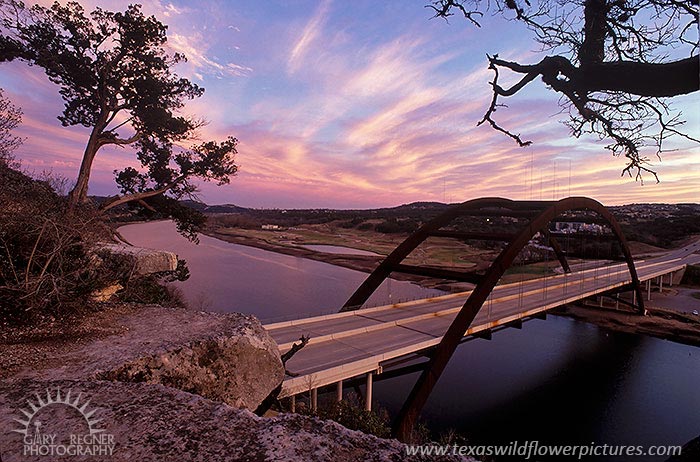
[376,201,449,213]
[198,200,700,249]
[180,200,248,214]
[182,200,449,215]
[113,196,699,249]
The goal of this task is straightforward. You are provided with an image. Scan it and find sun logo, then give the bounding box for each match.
[12,388,105,437]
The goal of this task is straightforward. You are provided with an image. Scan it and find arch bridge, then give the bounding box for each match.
[263,197,698,441]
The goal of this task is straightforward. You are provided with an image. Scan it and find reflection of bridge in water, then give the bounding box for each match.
[263,197,700,440]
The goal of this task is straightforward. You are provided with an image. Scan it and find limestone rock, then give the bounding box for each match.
[99,243,178,274]
[0,379,470,462]
[90,283,123,302]
[0,304,470,461]
[10,306,284,411]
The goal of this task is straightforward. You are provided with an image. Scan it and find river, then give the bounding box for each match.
[120,221,700,461]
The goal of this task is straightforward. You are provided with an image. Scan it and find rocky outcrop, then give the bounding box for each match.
[97,314,283,410]
[9,305,284,411]
[98,243,178,274]
[90,243,179,301]
[0,379,469,462]
[0,305,470,461]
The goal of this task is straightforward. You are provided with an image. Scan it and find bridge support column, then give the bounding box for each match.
[632,289,636,306]
[647,280,651,301]
[311,388,318,412]
[290,395,296,413]
[659,276,663,293]
[365,372,373,411]
[340,197,647,441]
[669,272,673,287]
[336,380,343,402]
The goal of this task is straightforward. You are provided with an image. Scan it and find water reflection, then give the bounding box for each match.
[377,319,699,461]
[121,220,700,461]
[119,221,441,320]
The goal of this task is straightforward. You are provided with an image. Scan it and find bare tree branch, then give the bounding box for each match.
[281,335,311,365]
[477,56,533,147]
[100,174,187,212]
[99,131,141,147]
[427,0,699,182]
[426,0,483,26]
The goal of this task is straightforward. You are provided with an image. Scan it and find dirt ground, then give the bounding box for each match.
[0,303,139,380]
[646,287,700,313]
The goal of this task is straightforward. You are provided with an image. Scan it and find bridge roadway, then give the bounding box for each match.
[264,241,700,399]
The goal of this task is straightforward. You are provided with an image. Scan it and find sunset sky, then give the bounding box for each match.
[1,0,698,208]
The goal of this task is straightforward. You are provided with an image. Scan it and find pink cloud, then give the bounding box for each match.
[287,0,332,75]
[2,1,698,209]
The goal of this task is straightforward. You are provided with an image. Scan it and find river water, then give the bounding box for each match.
[120,221,700,461]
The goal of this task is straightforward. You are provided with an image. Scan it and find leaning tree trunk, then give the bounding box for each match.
[67,115,107,207]
[67,141,97,206]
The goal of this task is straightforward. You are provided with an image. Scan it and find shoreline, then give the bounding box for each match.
[201,227,700,347]
[553,304,700,348]
[203,228,465,291]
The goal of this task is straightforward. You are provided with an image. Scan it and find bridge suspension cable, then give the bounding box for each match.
[337,197,645,441]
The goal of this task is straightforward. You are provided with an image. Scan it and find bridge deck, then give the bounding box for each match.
[265,243,700,398]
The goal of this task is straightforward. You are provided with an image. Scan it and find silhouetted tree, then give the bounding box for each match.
[428,0,699,181]
[0,88,22,163]
[0,1,237,214]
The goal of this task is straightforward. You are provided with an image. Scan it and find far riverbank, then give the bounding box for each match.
[121,220,700,456]
[203,228,470,291]
[201,227,700,347]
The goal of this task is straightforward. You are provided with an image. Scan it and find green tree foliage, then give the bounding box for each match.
[0,1,237,236]
[375,217,420,234]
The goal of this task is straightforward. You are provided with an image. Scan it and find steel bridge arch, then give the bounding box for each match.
[339,197,644,441]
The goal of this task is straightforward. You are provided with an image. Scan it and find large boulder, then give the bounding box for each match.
[90,243,179,301]
[98,242,178,274]
[9,305,284,411]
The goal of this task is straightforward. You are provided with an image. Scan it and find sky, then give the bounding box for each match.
[1,0,699,209]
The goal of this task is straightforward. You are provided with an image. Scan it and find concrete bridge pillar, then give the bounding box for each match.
[647,279,651,301]
[365,372,373,411]
[671,267,687,285]
[336,380,343,402]
[311,388,318,412]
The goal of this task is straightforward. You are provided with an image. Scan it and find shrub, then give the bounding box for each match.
[117,259,190,307]
[298,396,391,438]
[0,164,114,324]
[0,163,189,325]
[375,218,419,234]
[339,217,365,229]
